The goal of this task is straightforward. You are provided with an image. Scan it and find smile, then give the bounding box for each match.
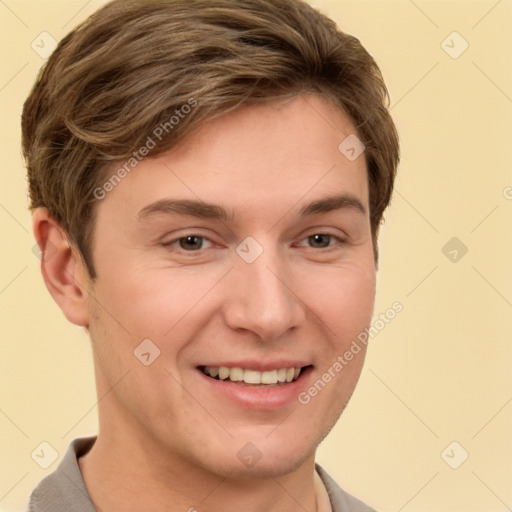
[199,366,306,386]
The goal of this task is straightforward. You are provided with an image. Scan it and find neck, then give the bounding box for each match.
[79,427,317,512]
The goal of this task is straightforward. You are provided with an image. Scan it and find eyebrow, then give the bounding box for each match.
[137,199,235,223]
[136,193,366,223]
[298,194,366,217]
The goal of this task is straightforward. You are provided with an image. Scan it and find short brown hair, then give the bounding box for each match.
[22,0,399,279]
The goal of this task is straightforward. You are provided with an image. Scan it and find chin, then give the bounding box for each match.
[209,448,313,481]
[191,430,318,481]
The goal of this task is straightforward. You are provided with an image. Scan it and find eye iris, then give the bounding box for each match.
[179,236,203,250]
[309,234,330,248]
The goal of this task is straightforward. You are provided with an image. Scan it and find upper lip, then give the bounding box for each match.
[197,360,311,371]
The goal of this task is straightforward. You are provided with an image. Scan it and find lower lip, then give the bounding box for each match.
[197,367,313,410]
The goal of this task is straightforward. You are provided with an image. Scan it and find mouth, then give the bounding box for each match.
[198,365,310,387]
[196,363,314,409]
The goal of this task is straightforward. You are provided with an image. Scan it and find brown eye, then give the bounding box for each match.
[162,234,213,252]
[307,234,333,248]
[178,236,205,251]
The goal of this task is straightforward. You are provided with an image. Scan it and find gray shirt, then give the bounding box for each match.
[28,437,376,512]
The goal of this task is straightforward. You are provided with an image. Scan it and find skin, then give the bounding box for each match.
[33,94,376,512]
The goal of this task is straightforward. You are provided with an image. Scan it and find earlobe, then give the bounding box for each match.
[32,208,91,327]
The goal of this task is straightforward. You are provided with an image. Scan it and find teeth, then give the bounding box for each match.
[244,369,261,384]
[205,366,219,378]
[219,367,230,380]
[261,370,278,384]
[203,366,302,384]
[229,367,244,381]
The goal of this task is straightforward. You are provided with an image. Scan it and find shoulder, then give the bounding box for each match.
[27,437,96,512]
[315,464,378,512]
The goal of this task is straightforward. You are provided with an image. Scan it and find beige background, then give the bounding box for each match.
[1,1,511,511]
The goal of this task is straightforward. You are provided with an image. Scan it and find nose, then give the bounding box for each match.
[222,248,306,341]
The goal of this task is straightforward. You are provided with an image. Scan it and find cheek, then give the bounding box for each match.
[300,260,376,342]
[92,263,226,339]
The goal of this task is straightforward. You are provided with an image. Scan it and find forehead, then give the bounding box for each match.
[97,94,368,224]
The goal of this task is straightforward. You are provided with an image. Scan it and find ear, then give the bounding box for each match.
[32,208,91,327]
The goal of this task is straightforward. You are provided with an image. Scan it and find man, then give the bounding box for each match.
[22,0,399,510]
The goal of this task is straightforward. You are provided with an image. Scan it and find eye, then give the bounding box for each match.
[297,233,343,249]
[163,235,213,251]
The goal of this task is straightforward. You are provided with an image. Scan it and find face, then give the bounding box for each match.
[84,94,375,479]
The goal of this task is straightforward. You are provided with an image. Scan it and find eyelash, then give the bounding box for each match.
[161,233,346,252]
[161,235,214,252]
[296,233,345,249]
